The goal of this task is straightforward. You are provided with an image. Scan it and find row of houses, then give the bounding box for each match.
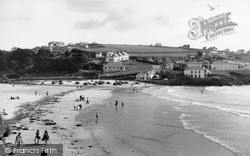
[135,66,211,81]
[105,51,129,63]
[199,51,226,58]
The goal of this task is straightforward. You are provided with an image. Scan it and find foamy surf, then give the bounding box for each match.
[179,113,239,155]
[148,85,250,156]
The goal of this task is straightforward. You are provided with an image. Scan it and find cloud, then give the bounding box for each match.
[75,19,105,29]
[68,0,137,31]
[66,0,110,13]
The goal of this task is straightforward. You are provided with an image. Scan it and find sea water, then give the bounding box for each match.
[151,85,250,156]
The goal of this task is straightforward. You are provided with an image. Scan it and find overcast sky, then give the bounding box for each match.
[0,0,249,51]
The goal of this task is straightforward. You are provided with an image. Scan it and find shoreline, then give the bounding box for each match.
[77,86,238,156]
[1,82,241,156]
[3,81,141,155]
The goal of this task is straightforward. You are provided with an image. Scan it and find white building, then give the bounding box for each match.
[95,52,103,58]
[236,49,245,54]
[48,41,65,47]
[48,41,65,52]
[103,62,126,73]
[202,61,214,69]
[105,51,129,63]
[208,51,219,57]
[184,67,210,78]
[136,70,156,81]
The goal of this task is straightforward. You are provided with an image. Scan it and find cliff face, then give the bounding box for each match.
[156,73,245,86]
[229,71,250,85]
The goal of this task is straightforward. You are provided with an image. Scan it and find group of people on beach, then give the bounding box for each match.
[10,96,20,100]
[74,104,82,111]
[79,95,89,104]
[73,95,89,111]
[1,109,8,115]
[79,95,86,101]
[35,90,48,96]
[15,130,49,147]
[115,100,124,109]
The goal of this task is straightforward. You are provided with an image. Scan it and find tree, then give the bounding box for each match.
[6,48,35,71]
[155,43,162,47]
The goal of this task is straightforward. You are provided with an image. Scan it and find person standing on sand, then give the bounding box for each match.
[115,100,118,107]
[35,91,37,95]
[42,130,49,145]
[86,98,89,104]
[96,112,99,120]
[46,91,48,96]
[121,102,124,108]
[15,133,23,148]
[79,104,82,110]
[73,106,75,111]
[35,130,41,145]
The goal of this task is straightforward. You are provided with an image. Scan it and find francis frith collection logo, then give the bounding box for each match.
[188,12,237,41]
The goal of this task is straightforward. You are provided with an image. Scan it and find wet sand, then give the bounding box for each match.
[78,87,238,156]
[2,82,238,156]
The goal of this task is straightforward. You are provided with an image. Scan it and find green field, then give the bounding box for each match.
[73,44,199,57]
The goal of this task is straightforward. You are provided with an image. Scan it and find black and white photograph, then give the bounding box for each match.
[0,0,250,155]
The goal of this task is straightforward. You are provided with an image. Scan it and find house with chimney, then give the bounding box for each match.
[103,62,127,73]
[105,51,129,63]
[184,67,211,78]
[136,70,156,81]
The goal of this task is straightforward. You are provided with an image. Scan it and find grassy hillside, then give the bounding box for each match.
[73,44,199,57]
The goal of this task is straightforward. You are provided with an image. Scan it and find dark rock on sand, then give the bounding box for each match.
[44,120,56,125]
[22,127,29,130]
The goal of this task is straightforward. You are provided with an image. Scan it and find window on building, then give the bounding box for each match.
[191,71,193,73]
[199,75,201,78]
[199,71,201,73]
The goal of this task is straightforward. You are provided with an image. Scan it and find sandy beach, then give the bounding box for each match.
[2,81,239,156]
[0,83,76,119]
[2,80,150,155]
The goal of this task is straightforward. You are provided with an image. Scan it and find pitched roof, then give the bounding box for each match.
[104,62,124,66]
[185,66,205,70]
